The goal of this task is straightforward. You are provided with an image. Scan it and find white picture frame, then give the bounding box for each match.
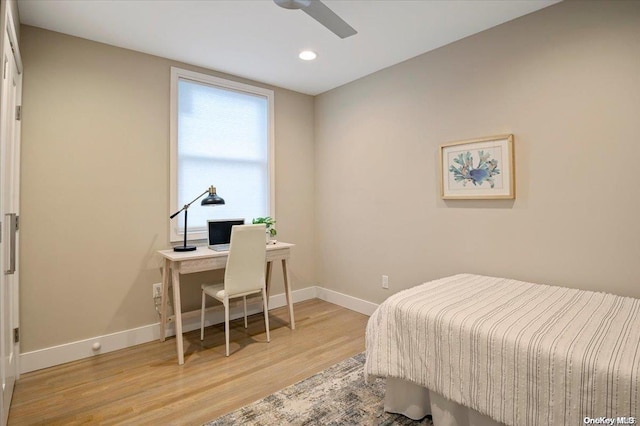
[440,134,515,199]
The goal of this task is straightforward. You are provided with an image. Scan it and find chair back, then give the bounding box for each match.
[224,224,267,296]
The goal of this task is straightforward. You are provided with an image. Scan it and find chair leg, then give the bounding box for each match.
[262,287,270,343]
[224,298,230,357]
[243,296,248,329]
[200,289,206,341]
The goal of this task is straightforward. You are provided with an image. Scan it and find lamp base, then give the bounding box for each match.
[174,245,197,252]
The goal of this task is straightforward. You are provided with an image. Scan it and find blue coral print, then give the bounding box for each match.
[449,150,500,188]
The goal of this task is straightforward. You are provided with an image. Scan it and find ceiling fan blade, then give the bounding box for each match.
[273,0,308,10]
[302,1,357,39]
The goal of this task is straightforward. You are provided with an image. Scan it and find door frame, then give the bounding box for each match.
[0,2,21,424]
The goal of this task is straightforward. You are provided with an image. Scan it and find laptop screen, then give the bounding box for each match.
[207,219,245,246]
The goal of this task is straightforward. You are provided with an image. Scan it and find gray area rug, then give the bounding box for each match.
[205,352,432,425]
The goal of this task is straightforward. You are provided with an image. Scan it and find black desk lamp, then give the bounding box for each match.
[170,185,225,252]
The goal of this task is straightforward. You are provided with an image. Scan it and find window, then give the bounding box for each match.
[170,67,274,242]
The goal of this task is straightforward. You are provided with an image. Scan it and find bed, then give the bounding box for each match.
[365,274,640,426]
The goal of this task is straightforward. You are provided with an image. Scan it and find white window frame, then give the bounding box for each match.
[169,67,275,243]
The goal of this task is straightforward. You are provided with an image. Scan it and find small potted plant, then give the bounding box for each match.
[252,216,277,243]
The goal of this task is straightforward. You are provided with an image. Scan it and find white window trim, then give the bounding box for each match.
[169,67,275,243]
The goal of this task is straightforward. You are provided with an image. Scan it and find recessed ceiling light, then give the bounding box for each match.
[299,50,317,61]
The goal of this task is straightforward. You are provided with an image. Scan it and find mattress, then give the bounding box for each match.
[365,274,640,426]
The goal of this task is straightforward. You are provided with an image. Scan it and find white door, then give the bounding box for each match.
[0,12,21,426]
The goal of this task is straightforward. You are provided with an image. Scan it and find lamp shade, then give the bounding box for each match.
[201,186,225,206]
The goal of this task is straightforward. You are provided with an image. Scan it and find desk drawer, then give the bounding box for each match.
[177,257,227,274]
[266,248,290,262]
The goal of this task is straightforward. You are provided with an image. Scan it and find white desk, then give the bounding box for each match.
[158,241,295,365]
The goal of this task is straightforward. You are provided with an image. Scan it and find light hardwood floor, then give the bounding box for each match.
[8,299,369,425]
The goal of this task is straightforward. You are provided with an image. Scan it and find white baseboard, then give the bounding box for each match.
[19,285,376,374]
[315,287,379,316]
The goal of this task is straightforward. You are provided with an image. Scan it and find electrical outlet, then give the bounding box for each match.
[153,283,162,298]
[382,275,389,289]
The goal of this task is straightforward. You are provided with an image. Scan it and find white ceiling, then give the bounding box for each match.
[17,0,559,95]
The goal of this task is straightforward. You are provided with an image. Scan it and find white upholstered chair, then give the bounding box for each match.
[200,224,270,356]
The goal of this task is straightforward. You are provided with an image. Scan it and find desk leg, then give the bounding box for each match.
[172,267,185,365]
[265,261,273,307]
[160,259,171,342]
[281,259,295,330]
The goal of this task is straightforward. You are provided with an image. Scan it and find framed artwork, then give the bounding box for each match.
[440,134,514,199]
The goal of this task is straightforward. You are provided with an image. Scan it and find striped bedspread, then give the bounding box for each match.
[365,274,640,426]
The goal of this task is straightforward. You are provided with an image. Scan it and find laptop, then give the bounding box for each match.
[207,219,245,251]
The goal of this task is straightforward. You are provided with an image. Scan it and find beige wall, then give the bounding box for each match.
[315,1,640,303]
[20,26,315,352]
[19,0,640,354]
